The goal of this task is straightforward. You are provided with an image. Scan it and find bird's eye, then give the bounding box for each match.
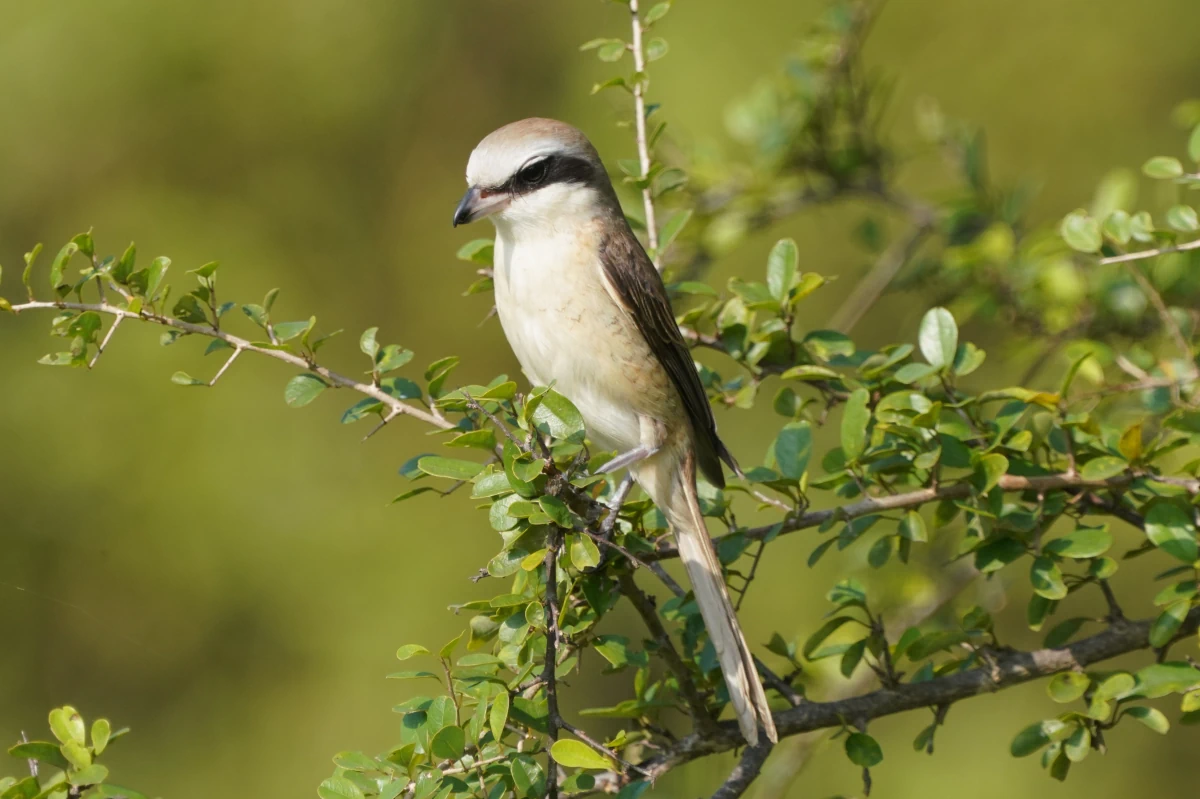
[518,158,550,186]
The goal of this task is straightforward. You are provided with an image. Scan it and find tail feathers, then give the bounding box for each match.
[670,460,778,745]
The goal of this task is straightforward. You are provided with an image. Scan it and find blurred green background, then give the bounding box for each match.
[2,1,1198,797]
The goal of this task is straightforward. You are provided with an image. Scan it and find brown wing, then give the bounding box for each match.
[598,229,735,488]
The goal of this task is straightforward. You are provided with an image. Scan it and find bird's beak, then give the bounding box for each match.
[452,186,510,227]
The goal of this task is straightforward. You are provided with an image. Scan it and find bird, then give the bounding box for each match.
[452,118,777,745]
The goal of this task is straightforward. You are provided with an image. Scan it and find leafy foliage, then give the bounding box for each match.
[4,1,1200,797]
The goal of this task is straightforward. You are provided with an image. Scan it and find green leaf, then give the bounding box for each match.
[644,1,670,25]
[170,371,207,387]
[841,388,870,461]
[7,742,68,770]
[318,776,367,799]
[440,632,463,659]
[844,732,883,767]
[975,453,1008,493]
[766,238,799,302]
[1044,526,1112,559]
[658,209,692,255]
[772,421,812,479]
[569,533,601,569]
[1043,617,1089,648]
[1125,705,1170,734]
[1030,556,1068,600]
[62,739,91,768]
[490,690,510,742]
[284,374,327,408]
[417,456,484,481]
[456,239,494,265]
[1047,672,1090,703]
[49,706,85,746]
[1167,204,1200,232]
[1144,502,1199,563]
[376,344,415,374]
[1079,456,1127,481]
[445,429,496,450]
[396,644,431,660]
[66,764,108,787]
[273,320,311,342]
[1133,662,1200,698]
[645,37,669,61]
[91,718,111,756]
[49,241,80,288]
[1010,719,1066,757]
[597,41,627,62]
[172,294,207,324]
[531,389,586,439]
[540,495,576,528]
[550,739,615,771]
[898,510,927,542]
[802,616,855,659]
[1149,600,1189,647]
[1060,210,1102,253]
[429,725,465,760]
[918,307,958,368]
[781,364,840,381]
[1143,156,1184,179]
[510,754,545,798]
[359,327,379,359]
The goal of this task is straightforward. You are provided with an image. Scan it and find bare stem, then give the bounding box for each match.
[1098,237,1200,265]
[628,0,659,265]
[87,315,123,369]
[11,298,452,431]
[543,535,562,799]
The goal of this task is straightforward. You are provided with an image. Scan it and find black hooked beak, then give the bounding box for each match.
[452,185,511,227]
[452,186,480,227]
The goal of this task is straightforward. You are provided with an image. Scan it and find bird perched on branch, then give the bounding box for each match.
[453,118,777,745]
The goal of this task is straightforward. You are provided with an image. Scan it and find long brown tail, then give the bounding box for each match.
[641,449,778,744]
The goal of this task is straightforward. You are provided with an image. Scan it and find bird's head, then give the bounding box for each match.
[453,118,615,235]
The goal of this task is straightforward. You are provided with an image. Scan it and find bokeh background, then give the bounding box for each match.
[2,1,1199,797]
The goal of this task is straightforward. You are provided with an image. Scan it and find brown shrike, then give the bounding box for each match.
[453,118,777,745]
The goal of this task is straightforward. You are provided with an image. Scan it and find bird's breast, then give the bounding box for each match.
[491,229,678,452]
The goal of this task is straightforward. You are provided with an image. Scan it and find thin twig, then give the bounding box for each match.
[628,0,659,265]
[87,314,123,369]
[19,731,36,778]
[827,219,934,333]
[619,605,1200,784]
[647,471,1142,562]
[1119,259,1195,370]
[752,656,803,708]
[1098,237,1200,265]
[619,573,720,734]
[708,741,774,799]
[11,299,453,431]
[543,535,562,799]
[208,346,242,387]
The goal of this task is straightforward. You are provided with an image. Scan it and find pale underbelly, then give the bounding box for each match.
[494,276,676,454]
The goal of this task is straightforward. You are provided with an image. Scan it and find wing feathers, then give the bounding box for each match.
[597,228,732,487]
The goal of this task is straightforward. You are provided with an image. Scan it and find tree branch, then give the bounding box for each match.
[10,299,453,431]
[645,471,1184,562]
[708,741,774,799]
[628,606,1200,782]
[1098,237,1200,265]
[627,0,659,266]
[619,573,720,735]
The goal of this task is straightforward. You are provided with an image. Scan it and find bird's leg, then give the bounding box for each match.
[594,445,659,474]
[588,474,635,573]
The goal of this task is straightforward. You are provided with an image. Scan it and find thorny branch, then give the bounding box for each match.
[10,299,454,432]
[627,0,659,266]
[646,470,1197,562]
[597,605,1200,789]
